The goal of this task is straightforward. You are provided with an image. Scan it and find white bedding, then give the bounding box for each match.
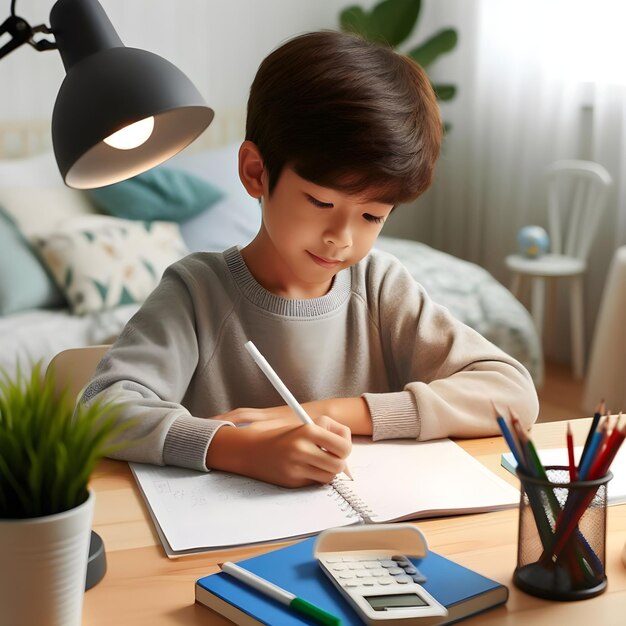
[0,304,140,375]
[0,237,543,385]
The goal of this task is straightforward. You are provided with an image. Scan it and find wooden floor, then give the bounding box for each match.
[537,359,587,423]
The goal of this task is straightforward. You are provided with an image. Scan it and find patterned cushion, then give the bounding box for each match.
[35,215,188,315]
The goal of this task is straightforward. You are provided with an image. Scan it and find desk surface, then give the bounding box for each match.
[85,419,626,626]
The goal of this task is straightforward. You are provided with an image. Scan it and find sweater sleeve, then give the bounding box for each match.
[362,255,539,441]
[81,262,234,471]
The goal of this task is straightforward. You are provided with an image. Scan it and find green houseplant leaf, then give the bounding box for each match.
[0,362,133,519]
[432,83,457,101]
[340,6,370,38]
[339,0,458,111]
[408,28,458,69]
[341,0,422,48]
[369,0,421,47]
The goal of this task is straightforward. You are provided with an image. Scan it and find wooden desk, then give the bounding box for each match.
[85,419,626,625]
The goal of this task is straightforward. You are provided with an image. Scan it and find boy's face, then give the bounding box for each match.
[252,166,393,298]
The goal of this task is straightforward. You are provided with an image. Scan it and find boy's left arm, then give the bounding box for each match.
[358,261,539,441]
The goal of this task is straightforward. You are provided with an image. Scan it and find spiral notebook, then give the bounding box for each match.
[130,438,519,557]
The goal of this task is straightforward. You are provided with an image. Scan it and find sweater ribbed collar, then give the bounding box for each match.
[223,246,352,317]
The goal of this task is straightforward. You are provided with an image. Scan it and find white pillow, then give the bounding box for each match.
[0,151,61,187]
[168,142,262,252]
[0,152,97,237]
[34,215,188,315]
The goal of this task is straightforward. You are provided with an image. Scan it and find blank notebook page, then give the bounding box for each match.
[339,438,519,522]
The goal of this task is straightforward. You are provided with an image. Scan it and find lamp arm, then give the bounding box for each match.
[0,14,56,59]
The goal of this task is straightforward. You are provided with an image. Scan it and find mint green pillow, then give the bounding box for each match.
[0,209,65,315]
[86,165,224,223]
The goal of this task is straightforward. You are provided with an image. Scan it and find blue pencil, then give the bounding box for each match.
[578,425,604,480]
[580,400,605,468]
[496,415,527,472]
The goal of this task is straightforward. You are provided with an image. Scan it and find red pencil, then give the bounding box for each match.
[566,422,577,482]
[549,420,626,560]
[588,413,623,480]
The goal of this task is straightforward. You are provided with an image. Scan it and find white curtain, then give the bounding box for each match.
[407,0,626,363]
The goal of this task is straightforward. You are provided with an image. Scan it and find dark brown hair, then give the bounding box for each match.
[245,30,442,204]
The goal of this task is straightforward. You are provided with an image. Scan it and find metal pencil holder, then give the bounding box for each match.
[514,466,612,601]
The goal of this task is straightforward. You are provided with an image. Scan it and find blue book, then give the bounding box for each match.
[195,536,508,625]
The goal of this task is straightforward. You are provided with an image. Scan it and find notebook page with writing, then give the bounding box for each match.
[130,463,359,556]
[334,438,519,523]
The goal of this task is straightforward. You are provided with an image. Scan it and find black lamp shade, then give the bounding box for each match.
[50,0,213,189]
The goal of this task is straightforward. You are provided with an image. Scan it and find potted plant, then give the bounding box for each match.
[0,363,128,626]
[340,0,459,114]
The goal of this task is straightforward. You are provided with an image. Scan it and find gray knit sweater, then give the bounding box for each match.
[83,246,538,471]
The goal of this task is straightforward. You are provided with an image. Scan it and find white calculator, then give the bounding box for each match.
[314,525,448,625]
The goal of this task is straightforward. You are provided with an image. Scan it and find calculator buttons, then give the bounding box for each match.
[321,553,428,590]
[330,564,347,571]
[394,575,413,584]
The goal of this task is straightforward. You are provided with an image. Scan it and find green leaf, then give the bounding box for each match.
[341,0,421,47]
[408,28,458,68]
[432,83,457,101]
[340,5,369,35]
[369,0,422,47]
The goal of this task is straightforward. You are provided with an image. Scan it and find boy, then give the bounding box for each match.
[83,31,539,488]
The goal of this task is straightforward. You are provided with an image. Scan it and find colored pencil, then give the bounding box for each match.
[566,422,577,482]
[578,419,605,480]
[579,399,605,470]
[494,405,526,471]
[548,420,625,562]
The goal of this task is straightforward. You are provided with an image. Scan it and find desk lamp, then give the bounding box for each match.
[0,0,213,589]
[0,0,214,188]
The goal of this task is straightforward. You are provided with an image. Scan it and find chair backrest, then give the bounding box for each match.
[545,159,612,260]
[45,345,111,401]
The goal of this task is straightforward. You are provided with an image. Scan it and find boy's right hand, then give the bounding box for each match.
[205,415,352,488]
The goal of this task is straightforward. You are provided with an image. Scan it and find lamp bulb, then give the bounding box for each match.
[103,116,155,150]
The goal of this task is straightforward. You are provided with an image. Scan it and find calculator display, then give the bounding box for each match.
[364,592,429,611]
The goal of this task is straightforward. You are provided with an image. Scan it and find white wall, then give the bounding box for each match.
[0,0,380,119]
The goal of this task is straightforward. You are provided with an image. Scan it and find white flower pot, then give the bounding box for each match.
[0,489,95,626]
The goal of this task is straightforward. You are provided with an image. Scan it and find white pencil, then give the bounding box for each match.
[245,340,313,424]
[244,340,353,480]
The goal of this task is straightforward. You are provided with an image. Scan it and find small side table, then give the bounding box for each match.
[583,246,626,413]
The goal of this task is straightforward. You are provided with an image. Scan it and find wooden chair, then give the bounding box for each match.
[505,160,612,379]
[45,345,111,401]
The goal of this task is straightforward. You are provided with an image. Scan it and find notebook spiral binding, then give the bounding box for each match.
[330,478,373,521]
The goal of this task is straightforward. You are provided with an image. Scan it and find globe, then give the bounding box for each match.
[517,225,550,258]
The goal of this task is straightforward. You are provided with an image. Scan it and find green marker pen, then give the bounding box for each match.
[219,561,341,626]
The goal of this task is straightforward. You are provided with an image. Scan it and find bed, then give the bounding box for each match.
[0,115,543,385]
